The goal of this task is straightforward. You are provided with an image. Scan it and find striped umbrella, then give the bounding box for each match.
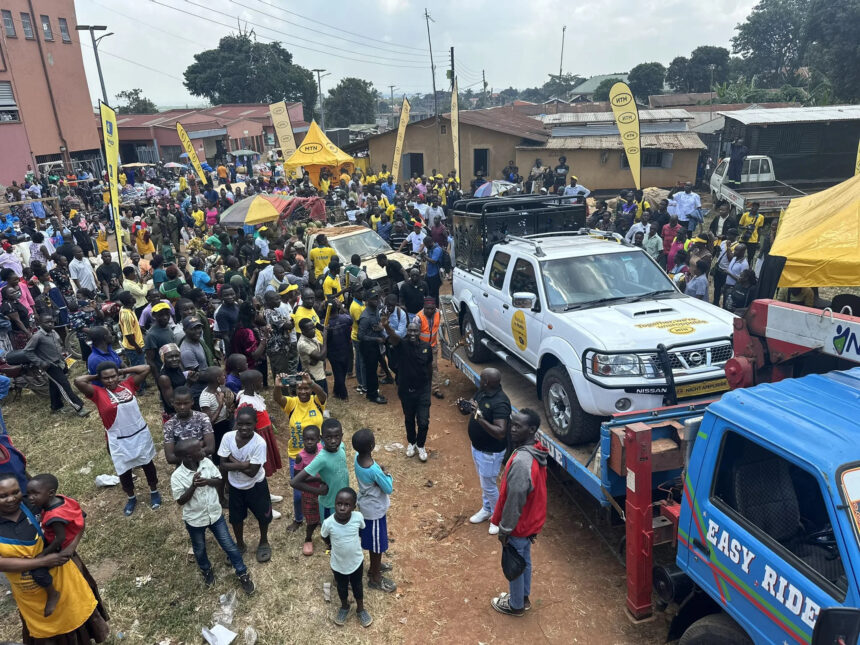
[219,194,293,226]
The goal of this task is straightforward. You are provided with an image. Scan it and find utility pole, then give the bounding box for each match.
[449,46,455,90]
[482,70,487,106]
[388,85,396,128]
[424,8,438,117]
[559,25,567,79]
[312,68,328,130]
[76,25,113,105]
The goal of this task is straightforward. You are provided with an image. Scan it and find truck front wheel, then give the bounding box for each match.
[679,613,752,645]
[541,366,601,445]
[462,311,492,363]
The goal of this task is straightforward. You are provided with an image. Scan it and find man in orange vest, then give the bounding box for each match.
[416,297,443,399]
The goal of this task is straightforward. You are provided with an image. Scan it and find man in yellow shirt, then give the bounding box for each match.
[322,257,344,302]
[349,286,367,394]
[308,235,337,283]
[738,201,765,261]
[191,204,205,229]
[118,290,147,392]
[216,164,228,184]
[292,288,323,342]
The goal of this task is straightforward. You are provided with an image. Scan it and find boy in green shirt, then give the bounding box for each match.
[290,418,349,526]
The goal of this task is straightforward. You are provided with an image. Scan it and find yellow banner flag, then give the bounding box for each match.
[451,78,460,182]
[98,101,123,265]
[270,101,297,161]
[855,138,860,176]
[391,97,411,181]
[609,82,641,190]
[176,122,208,186]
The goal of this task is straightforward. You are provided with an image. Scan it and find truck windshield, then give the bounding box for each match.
[540,251,676,310]
[840,467,860,543]
[328,230,392,260]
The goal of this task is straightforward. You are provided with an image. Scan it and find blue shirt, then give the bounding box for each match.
[425,245,443,278]
[377,221,392,241]
[192,269,215,294]
[354,457,393,520]
[87,345,122,376]
[381,182,396,200]
[0,375,9,435]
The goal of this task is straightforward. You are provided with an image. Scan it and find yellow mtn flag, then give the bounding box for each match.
[176,122,208,186]
[98,101,123,264]
[270,101,297,161]
[609,82,641,190]
[451,78,460,182]
[391,97,411,181]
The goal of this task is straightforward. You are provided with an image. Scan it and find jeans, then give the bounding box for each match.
[506,536,532,611]
[400,385,430,447]
[186,516,247,576]
[427,273,442,303]
[471,446,506,514]
[352,339,366,389]
[289,458,303,523]
[124,348,146,393]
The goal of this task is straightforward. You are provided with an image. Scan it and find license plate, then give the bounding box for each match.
[676,378,729,399]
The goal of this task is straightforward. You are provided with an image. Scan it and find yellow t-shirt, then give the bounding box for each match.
[370,214,381,231]
[192,209,205,228]
[292,306,322,342]
[739,212,765,243]
[309,246,337,279]
[320,178,330,194]
[179,176,188,191]
[323,273,343,302]
[281,394,325,459]
[119,307,144,350]
[96,230,109,254]
[118,173,127,187]
[349,299,365,342]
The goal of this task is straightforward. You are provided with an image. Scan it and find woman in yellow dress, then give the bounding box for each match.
[95,228,110,255]
[0,473,109,644]
[135,223,155,257]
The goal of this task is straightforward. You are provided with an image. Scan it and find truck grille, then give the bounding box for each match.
[645,343,733,375]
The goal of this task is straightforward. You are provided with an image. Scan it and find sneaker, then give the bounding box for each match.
[358,608,373,628]
[354,385,366,394]
[272,509,282,520]
[270,494,284,503]
[149,491,162,510]
[202,568,215,587]
[76,406,92,417]
[239,573,255,595]
[488,523,500,535]
[123,497,137,516]
[405,443,416,458]
[470,508,491,524]
[418,447,428,462]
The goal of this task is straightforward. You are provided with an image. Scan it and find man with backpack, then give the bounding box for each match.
[421,237,444,304]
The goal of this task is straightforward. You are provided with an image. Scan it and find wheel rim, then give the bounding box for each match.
[548,382,571,429]
[464,320,476,355]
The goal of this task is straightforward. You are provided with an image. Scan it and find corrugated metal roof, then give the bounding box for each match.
[572,73,629,94]
[518,132,706,151]
[538,109,692,125]
[719,105,860,125]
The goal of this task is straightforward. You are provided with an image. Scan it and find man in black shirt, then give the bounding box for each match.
[385,319,433,462]
[357,289,387,405]
[399,268,428,320]
[466,368,511,534]
[95,250,123,299]
[376,254,406,294]
[55,232,77,263]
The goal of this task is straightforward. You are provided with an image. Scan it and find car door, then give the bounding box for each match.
[499,257,543,365]
[481,249,511,341]
[745,157,762,184]
[711,160,728,194]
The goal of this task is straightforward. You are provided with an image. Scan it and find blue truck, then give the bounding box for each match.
[446,323,860,644]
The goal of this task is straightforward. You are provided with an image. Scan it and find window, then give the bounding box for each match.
[473,148,489,176]
[440,124,447,134]
[760,158,771,175]
[487,251,510,290]
[19,12,34,39]
[621,150,671,169]
[0,81,20,122]
[509,258,538,296]
[58,17,70,43]
[40,15,52,41]
[711,431,847,597]
[1,10,15,37]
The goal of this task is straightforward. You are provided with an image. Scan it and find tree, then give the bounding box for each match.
[499,87,519,104]
[627,63,666,102]
[115,89,157,114]
[592,77,625,102]
[687,46,731,92]
[731,0,808,84]
[666,57,690,92]
[324,78,377,128]
[541,73,585,99]
[519,86,546,103]
[183,33,317,120]
[804,0,860,101]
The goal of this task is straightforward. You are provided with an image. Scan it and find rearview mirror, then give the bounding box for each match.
[812,607,860,645]
[512,292,536,309]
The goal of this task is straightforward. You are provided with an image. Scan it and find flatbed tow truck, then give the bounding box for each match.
[440,297,860,644]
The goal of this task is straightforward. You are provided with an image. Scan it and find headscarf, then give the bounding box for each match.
[159,343,180,361]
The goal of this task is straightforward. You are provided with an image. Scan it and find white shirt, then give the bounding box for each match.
[170,458,224,527]
[563,184,590,197]
[406,230,426,253]
[69,257,98,292]
[254,236,270,257]
[255,264,274,297]
[217,431,267,489]
[427,205,445,221]
[624,221,652,243]
[669,191,701,222]
[726,257,749,287]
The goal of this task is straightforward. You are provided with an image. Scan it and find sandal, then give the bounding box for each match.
[255,543,272,563]
[333,607,350,626]
[368,576,397,593]
[302,541,314,556]
[433,390,445,399]
[497,591,531,610]
[491,594,524,616]
[380,561,393,572]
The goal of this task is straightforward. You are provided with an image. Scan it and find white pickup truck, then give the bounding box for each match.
[452,231,736,444]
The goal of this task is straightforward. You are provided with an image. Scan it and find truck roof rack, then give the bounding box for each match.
[504,235,547,257]
[516,228,629,245]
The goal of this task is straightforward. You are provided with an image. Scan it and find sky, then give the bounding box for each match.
[74,0,759,109]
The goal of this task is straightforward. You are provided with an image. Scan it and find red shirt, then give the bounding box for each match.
[86,377,138,429]
[661,223,681,254]
[41,495,85,549]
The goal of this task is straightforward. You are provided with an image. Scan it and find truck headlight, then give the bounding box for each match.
[591,353,642,377]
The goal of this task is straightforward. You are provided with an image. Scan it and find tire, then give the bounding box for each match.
[540,366,601,445]
[65,331,82,360]
[679,613,753,645]
[462,311,492,363]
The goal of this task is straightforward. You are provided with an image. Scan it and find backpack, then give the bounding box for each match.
[440,249,452,272]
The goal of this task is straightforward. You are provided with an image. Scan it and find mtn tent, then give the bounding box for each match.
[284,120,354,187]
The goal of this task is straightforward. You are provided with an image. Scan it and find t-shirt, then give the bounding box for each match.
[405,230,426,253]
[180,339,209,371]
[400,280,429,315]
[354,457,393,520]
[96,262,123,295]
[349,299,365,341]
[192,270,215,294]
[280,394,325,459]
[41,495,85,549]
[86,345,122,376]
[144,325,176,370]
[86,378,141,430]
[425,245,443,278]
[320,511,365,574]
[199,388,230,423]
[170,458,223,528]
[292,306,322,343]
[686,273,709,300]
[163,410,213,444]
[119,307,144,350]
[303,442,349,509]
[309,246,337,279]
[69,258,98,292]
[217,431,267,490]
[323,273,342,302]
[468,387,511,454]
[297,335,326,381]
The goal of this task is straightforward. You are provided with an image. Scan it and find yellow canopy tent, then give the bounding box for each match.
[770,173,860,287]
[284,120,354,188]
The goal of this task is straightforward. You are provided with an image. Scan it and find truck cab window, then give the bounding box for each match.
[715,160,727,177]
[712,431,847,596]
[488,251,510,290]
[509,258,538,296]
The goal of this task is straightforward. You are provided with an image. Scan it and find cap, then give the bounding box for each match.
[182,315,203,330]
[366,288,381,299]
[423,297,436,306]
[691,237,708,244]
[571,176,578,181]
[294,241,306,249]
[151,302,171,314]
[279,283,298,295]
[259,226,268,232]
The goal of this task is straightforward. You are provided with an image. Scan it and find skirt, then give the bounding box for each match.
[255,424,283,477]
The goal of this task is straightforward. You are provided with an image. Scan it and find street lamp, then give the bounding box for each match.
[76,25,112,105]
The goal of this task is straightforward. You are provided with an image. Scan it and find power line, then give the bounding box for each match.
[81,42,186,81]
[231,0,431,61]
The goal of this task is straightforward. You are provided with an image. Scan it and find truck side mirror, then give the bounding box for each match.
[812,607,860,645]
[512,292,537,309]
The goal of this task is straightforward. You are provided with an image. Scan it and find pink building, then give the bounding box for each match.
[0,0,101,186]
